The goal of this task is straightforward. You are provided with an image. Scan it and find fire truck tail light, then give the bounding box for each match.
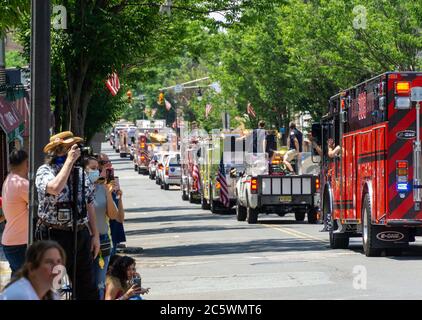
[141,156,145,161]
[397,161,409,191]
[397,168,408,176]
[315,178,320,190]
[251,178,258,193]
[397,161,408,169]
[395,81,411,95]
[216,182,221,189]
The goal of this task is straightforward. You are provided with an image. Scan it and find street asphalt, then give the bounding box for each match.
[105,143,422,300]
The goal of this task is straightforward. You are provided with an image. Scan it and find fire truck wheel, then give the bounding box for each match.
[138,167,142,175]
[295,212,306,221]
[307,208,318,224]
[163,183,169,190]
[210,198,219,214]
[236,202,247,221]
[201,193,210,210]
[246,206,258,224]
[329,224,350,249]
[160,182,164,189]
[182,190,189,201]
[362,193,381,257]
[134,164,138,172]
[189,192,195,204]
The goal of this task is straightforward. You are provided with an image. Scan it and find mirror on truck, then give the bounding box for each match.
[311,123,322,163]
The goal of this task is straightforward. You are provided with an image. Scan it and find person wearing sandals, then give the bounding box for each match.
[85,157,123,300]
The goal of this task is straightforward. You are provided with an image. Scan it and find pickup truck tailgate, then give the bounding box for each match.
[259,175,316,195]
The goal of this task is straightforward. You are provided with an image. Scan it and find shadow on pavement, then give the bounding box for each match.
[125,206,201,213]
[125,213,233,224]
[258,219,309,225]
[347,242,422,259]
[125,224,259,236]
[134,238,328,258]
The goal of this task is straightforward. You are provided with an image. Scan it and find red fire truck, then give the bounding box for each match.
[313,71,422,256]
[134,133,150,175]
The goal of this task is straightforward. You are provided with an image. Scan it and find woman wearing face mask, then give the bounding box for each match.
[85,157,122,300]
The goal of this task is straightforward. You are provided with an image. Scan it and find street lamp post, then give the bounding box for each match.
[28,0,51,245]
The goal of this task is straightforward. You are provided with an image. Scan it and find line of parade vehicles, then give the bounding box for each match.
[110,119,321,226]
[108,71,422,257]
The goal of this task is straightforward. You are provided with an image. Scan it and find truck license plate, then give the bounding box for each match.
[279,196,292,203]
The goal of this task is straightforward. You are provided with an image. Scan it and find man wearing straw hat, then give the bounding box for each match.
[35,131,100,300]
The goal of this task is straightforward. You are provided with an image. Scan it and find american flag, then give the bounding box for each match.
[247,102,256,118]
[106,72,120,96]
[165,99,172,111]
[192,163,200,191]
[216,157,230,207]
[205,103,212,118]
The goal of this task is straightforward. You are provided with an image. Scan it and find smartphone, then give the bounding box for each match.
[132,277,141,287]
[113,176,120,191]
[106,168,114,183]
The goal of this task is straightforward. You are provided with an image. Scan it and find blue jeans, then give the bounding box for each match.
[93,234,111,300]
[2,244,27,276]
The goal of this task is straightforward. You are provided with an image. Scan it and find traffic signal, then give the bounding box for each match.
[127,90,133,104]
[158,92,164,105]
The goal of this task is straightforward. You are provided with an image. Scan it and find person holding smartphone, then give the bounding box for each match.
[98,154,127,255]
[105,255,150,300]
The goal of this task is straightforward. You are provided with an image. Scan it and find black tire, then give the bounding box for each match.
[362,193,381,257]
[182,190,189,201]
[164,183,169,190]
[236,201,247,221]
[138,167,142,175]
[160,183,164,189]
[327,199,350,249]
[210,197,219,214]
[134,164,138,172]
[201,192,210,210]
[246,206,258,224]
[307,208,318,224]
[295,212,306,221]
[189,192,195,204]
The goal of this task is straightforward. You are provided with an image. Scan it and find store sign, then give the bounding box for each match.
[0,96,22,134]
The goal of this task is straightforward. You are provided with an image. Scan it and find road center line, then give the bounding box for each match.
[261,224,329,243]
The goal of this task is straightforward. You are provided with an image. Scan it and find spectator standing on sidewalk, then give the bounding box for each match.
[1,150,29,276]
[98,153,127,255]
[85,156,123,300]
[0,240,65,300]
[35,131,100,300]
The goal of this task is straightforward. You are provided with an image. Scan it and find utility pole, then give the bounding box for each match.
[28,0,51,244]
[0,37,6,88]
